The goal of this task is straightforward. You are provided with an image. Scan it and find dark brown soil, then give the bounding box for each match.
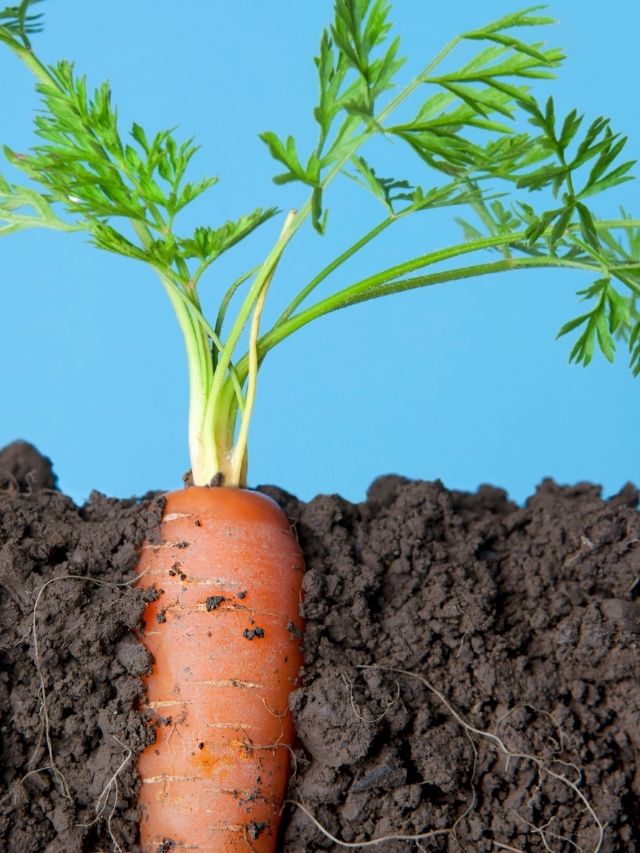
[1,442,639,852]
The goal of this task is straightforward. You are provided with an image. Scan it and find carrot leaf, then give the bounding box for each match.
[0,174,79,235]
[0,0,42,46]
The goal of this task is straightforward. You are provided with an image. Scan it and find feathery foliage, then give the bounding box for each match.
[1,0,638,485]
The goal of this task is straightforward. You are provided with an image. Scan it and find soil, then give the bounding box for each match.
[1,441,639,852]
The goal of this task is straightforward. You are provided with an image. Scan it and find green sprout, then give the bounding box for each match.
[1,0,638,486]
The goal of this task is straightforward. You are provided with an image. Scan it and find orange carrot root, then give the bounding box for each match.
[134,487,304,852]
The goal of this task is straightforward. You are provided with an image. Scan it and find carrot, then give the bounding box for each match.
[3,3,640,851]
[134,486,304,852]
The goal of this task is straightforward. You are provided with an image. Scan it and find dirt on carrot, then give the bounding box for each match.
[1,442,639,852]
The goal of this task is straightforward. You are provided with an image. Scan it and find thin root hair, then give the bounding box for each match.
[286,664,606,852]
[23,570,147,846]
[76,735,133,853]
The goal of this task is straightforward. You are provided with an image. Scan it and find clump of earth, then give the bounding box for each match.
[1,441,638,851]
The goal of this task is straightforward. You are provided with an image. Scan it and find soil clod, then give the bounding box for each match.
[1,445,638,852]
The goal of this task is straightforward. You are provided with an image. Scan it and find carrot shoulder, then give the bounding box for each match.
[134,487,304,852]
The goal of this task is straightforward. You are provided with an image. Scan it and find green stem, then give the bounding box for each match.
[282,229,534,313]
[591,219,640,232]
[203,210,300,485]
[162,269,248,411]
[158,275,213,478]
[0,34,53,85]
[227,282,267,488]
[131,214,213,480]
[215,266,259,339]
[232,253,605,385]
[275,215,396,324]
[154,267,253,483]
[227,210,297,486]
[272,220,640,337]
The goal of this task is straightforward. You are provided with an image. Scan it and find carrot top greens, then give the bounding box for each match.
[1,1,638,486]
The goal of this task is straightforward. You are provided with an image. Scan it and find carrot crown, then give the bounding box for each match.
[1,1,639,486]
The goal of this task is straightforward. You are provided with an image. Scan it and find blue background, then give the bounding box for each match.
[1,1,638,504]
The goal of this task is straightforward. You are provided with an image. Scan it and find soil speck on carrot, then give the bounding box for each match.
[205,595,225,611]
[287,618,302,640]
[248,820,268,839]
[243,627,265,640]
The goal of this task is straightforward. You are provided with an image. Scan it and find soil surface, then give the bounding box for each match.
[1,441,639,852]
